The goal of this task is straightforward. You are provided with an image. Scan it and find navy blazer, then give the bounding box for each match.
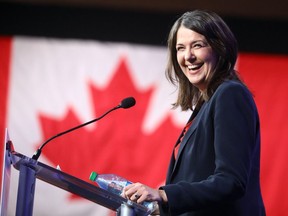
[159,80,266,216]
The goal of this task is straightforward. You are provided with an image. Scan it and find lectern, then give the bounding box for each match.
[0,131,151,216]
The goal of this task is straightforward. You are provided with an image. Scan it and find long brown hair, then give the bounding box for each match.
[166,10,243,111]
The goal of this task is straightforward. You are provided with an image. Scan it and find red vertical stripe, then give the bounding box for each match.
[0,37,12,186]
[238,53,288,216]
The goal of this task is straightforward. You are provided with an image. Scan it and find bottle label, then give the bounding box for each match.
[107,181,132,195]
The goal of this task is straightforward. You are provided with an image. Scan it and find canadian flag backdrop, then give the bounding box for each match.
[1,33,288,215]
[0,36,189,215]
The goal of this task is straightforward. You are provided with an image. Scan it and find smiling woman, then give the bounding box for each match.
[122,10,266,216]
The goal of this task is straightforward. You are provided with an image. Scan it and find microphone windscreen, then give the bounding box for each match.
[120,97,136,109]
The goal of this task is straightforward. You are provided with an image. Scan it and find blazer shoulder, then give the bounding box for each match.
[209,80,255,107]
[210,80,257,113]
[217,80,248,91]
[214,80,251,97]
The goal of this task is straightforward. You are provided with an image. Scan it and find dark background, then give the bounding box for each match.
[0,0,288,54]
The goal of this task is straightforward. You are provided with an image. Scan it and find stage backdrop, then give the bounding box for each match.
[1,36,288,215]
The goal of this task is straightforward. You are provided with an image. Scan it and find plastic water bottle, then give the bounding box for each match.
[89,171,157,213]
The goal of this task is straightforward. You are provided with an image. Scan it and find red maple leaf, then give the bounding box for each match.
[37,57,182,200]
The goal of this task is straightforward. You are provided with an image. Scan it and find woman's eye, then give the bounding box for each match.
[193,43,203,48]
[176,46,184,51]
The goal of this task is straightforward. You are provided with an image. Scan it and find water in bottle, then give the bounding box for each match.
[89,171,157,213]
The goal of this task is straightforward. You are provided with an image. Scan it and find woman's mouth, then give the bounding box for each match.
[187,63,203,71]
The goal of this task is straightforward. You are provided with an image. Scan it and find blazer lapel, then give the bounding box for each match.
[171,118,198,175]
[168,101,207,180]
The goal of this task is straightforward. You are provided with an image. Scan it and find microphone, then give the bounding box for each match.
[32,97,136,161]
[119,97,136,109]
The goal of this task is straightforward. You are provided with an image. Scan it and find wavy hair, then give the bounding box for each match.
[166,10,243,111]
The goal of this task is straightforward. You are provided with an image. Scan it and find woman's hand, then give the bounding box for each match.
[122,182,167,204]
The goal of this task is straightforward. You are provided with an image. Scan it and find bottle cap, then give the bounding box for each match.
[89,171,98,181]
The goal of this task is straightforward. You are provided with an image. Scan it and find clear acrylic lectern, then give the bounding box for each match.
[0,130,151,216]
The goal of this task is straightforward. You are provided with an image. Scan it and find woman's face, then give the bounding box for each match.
[176,26,217,91]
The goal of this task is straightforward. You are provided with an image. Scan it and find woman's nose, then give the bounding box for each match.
[184,49,196,61]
